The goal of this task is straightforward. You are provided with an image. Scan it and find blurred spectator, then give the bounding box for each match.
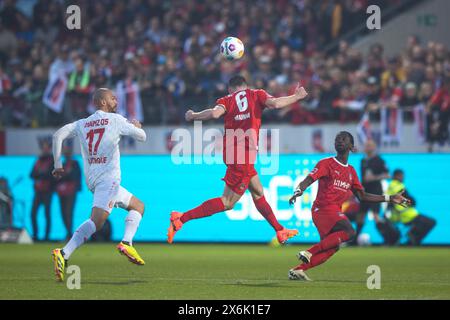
[386,169,436,245]
[67,57,92,119]
[0,0,446,137]
[0,177,12,229]
[48,45,74,80]
[0,20,18,65]
[30,137,54,241]
[426,77,450,152]
[351,139,390,245]
[399,82,419,121]
[55,140,81,240]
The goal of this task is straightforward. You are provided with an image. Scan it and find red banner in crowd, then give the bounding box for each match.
[42,75,68,113]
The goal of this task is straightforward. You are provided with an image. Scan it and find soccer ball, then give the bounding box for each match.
[357,233,372,246]
[220,37,245,60]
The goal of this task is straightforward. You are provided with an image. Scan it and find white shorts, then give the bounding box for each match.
[92,180,133,213]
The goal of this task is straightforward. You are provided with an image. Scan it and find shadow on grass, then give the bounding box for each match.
[84,280,148,286]
[227,279,366,287]
[224,281,290,288]
[313,279,365,284]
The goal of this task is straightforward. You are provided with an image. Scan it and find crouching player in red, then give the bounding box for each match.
[168,75,308,244]
[288,131,410,281]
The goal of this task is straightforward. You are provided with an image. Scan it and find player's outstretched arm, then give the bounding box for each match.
[185,105,226,122]
[266,83,308,109]
[289,176,314,205]
[52,122,77,179]
[353,189,411,208]
[119,117,146,142]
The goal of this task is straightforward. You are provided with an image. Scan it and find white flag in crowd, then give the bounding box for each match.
[381,107,403,146]
[42,74,68,113]
[356,112,373,145]
[116,80,144,122]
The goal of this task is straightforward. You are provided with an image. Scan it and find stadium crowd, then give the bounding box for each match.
[0,0,448,148]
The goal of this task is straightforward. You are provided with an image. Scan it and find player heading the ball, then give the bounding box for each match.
[168,75,308,244]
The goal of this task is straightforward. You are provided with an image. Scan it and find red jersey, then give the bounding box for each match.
[216,89,273,165]
[309,157,364,212]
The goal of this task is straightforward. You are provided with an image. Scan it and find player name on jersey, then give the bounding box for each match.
[234,112,251,121]
[88,156,107,164]
[84,118,109,128]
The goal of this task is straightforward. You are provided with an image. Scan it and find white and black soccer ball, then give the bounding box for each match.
[357,233,372,246]
[220,37,245,61]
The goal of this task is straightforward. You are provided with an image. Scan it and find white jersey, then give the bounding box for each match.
[53,110,146,190]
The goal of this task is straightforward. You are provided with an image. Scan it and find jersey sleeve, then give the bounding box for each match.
[254,89,274,109]
[53,121,78,169]
[215,96,228,113]
[308,159,330,181]
[351,167,364,192]
[116,115,147,142]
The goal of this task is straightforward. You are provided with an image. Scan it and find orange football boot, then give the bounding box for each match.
[167,211,183,244]
[276,228,299,244]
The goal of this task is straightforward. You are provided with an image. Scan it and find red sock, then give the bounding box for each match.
[254,196,283,231]
[294,247,338,271]
[180,198,225,223]
[308,231,350,255]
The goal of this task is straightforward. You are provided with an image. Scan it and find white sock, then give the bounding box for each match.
[62,219,96,260]
[122,210,142,245]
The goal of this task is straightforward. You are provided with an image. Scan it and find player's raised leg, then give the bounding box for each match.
[302,219,355,259]
[168,186,241,243]
[288,247,339,281]
[117,193,145,265]
[51,206,108,281]
[289,220,354,280]
[248,175,298,244]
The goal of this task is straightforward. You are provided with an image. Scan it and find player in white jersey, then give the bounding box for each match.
[50,88,147,282]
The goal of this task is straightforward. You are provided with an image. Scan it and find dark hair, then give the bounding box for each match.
[228,75,247,88]
[393,169,404,177]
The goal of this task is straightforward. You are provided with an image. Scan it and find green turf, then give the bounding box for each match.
[1,243,449,299]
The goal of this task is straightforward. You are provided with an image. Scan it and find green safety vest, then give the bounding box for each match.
[386,179,418,224]
[68,67,90,91]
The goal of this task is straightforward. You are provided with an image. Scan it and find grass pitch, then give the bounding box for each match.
[1,243,449,300]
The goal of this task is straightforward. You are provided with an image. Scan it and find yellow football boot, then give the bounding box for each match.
[51,248,66,282]
[117,242,145,265]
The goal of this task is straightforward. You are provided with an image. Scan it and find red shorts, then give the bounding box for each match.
[222,164,258,195]
[312,208,350,239]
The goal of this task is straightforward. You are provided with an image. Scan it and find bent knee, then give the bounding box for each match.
[221,198,234,211]
[251,189,264,200]
[91,218,105,231]
[129,198,145,215]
